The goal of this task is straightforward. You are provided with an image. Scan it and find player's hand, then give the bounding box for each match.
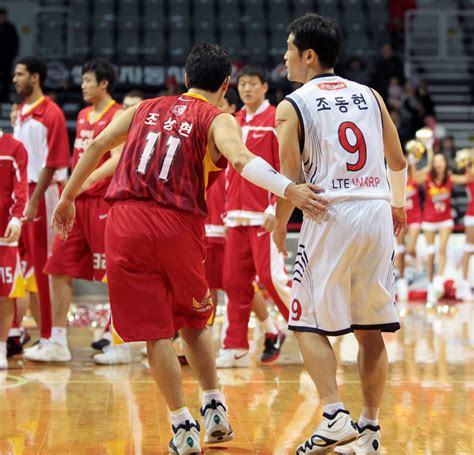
[262,213,276,232]
[272,222,288,257]
[284,183,329,219]
[51,197,76,240]
[22,200,39,223]
[391,206,407,237]
[1,223,21,243]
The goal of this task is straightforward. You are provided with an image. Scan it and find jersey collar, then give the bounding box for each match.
[242,99,270,122]
[182,92,210,103]
[310,72,337,81]
[86,99,116,124]
[19,96,47,122]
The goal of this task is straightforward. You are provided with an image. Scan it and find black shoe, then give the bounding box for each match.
[91,338,111,352]
[7,336,23,358]
[260,330,286,363]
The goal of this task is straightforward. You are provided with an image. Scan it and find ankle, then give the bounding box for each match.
[51,327,68,347]
[202,389,225,408]
[170,406,194,428]
[323,401,345,415]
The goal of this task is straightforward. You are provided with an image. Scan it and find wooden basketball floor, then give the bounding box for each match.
[1,301,473,454]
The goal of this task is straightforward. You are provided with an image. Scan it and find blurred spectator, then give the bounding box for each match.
[0,8,19,101]
[370,43,405,101]
[389,0,416,40]
[438,135,457,169]
[387,77,403,109]
[343,56,368,85]
[416,79,435,117]
[159,75,181,96]
[398,80,422,140]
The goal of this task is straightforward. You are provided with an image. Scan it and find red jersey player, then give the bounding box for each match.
[25,59,124,363]
[218,66,291,368]
[0,130,28,369]
[413,152,471,303]
[13,57,70,351]
[51,44,325,453]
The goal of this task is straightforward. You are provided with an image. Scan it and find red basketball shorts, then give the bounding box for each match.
[204,239,225,290]
[45,196,109,281]
[105,201,213,342]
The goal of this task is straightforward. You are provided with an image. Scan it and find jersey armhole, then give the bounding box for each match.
[369,88,384,130]
[284,96,305,154]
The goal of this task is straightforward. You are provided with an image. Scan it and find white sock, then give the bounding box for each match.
[51,327,67,347]
[0,341,6,353]
[8,328,21,337]
[202,389,225,408]
[323,402,345,415]
[170,407,194,428]
[359,415,379,428]
[263,316,278,335]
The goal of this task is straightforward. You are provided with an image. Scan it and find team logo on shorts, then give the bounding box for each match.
[172,105,187,116]
[192,293,213,313]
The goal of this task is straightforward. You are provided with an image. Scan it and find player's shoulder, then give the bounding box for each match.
[43,97,67,122]
[0,133,27,155]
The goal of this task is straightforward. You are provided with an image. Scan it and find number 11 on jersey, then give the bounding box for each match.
[137,131,181,181]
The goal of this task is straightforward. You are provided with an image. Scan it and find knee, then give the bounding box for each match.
[354,331,385,351]
[51,274,72,286]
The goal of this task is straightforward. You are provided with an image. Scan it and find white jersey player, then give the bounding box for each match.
[273,14,407,455]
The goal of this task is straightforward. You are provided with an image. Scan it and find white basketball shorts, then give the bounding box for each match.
[289,199,400,336]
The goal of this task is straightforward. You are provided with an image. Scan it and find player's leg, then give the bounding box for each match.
[0,297,14,369]
[437,225,452,277]
[395,232,408,300]
[458,224,474,300]
[220,226,255,367]
[406,225,421,261]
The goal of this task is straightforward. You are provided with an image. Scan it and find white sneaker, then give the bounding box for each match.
[335,424,381,454]
[296,409,358,454]
[93,344,133,365]
[455,279,473,302]
[200,399,234,444]
[215,349,249,368]
[0,351,7,370]
[24,341,72,362]
[427,284,439,305]
[23,338,48,355]
[168,420,201,454]
[433,276,445,298]
[396,278,408,301]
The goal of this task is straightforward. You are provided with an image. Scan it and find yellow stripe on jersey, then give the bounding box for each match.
[87,99,116,124]
[101,274,108,284]
[111,323,125,345]
[22,96,45,114]
[23,273,38,293]
[182,92,210,103]
[9,263,26,299]
[202,147,223,200]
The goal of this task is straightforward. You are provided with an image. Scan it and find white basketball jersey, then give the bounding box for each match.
[286,74,390,204]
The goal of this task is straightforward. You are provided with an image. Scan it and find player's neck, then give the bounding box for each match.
[303,68,335,84]
[24,87,44,105]
[245,99,266,116]
[91,94,113,113]
[186,88,218,106]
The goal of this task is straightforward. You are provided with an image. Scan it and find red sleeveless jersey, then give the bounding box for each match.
[423,174,452,222]
[406,179,422,225]
[105,94,224,217]
[72,100,123,198]
[205,172,226,245]
[466,182,474,216]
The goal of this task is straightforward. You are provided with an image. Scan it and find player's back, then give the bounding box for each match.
[106,94,223,217]
[286,74,390,205]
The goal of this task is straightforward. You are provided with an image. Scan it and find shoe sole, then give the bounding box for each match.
[24,356,71,363]
[260,352,281,364]
[204,427,234,444]
[300,434,358,454]
[168,445,201,454]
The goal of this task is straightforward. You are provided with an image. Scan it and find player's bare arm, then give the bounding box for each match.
[52,104,138,239]
[373,89,408,235]
[78,110,126,194]
[208,112,327,220]
[23,167,56,222]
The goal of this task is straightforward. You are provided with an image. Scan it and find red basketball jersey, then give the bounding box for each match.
[205,172,226,245]
[406,179,422,225]
[105,94,224,217]
[466,182,474,216]
[423,174,452,222]
[72,100,123,198]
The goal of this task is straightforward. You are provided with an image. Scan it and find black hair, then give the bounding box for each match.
[16,56,48,87]
[124,89,145,99]
[237,65,267,84]
[224,88,239,107]
[0,8,7,15]
[82,58,117,93]
[185,43,232,92]
[287,13,341,69]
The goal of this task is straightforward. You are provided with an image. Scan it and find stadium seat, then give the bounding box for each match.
[341,0,365,24]
[317,0,341,23]
[93,0,115,22]
[218,0,240,31]
[117,0,140,22]
[70,0,91,22]
[269,0,290,29]
[242,25,268,64]
[343,31,372,59]
[292,0,315,17]
[194,0,215,22]
[367,0,389,24]
[117,19,140,63]
[70,19,91,60]
[169,0,191,26]
[143,20,166,63]
[269,23,289,62]
[41,0,66,6]
[169,23,192,64]
[194,18,216,43]
[220,30,242,60]
[143,0,165,19]
[92,20,115,59]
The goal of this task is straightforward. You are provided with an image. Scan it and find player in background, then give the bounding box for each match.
[411,152,472,304]
[51,43,324,454]
[25,59,123,363]
[0,129,28,369]
[92,88,145,364]
[272,14,406,453]
[217,66,290,369]
[13,56,70,353]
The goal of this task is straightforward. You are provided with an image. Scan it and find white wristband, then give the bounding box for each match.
[264,204,276,216]
[388,165,407,208]
[241,157,293,199]
[8,217,22,229]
